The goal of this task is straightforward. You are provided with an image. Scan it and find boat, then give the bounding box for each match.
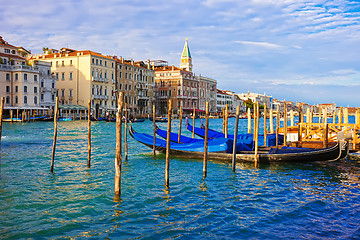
[130,126,349,163]
[148,117,168,122]
[58,117,73,121]
[130,126,232,153]
[155,125,253,151]
[186,124,283,147]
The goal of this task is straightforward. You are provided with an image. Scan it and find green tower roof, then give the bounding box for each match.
[182,38,191,58]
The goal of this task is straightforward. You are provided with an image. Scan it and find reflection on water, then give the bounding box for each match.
[0,120,359,239]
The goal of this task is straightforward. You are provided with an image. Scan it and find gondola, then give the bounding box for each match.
[186,124,283,147]
[148,117,168,122]
[130,126,349,163]
[155,125,253,151]
[130,126,231,153]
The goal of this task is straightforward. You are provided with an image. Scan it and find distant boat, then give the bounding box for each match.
[148,116,168,122]
[58,117,72,121]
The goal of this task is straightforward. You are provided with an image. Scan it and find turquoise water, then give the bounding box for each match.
[0,118,360,239]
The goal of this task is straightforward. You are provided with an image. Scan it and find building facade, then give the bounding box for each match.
[0,36,47,116]
[216,89,245,114]
[153,39,217,116]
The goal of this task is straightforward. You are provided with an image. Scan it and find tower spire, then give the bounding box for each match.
[180,38,192,72]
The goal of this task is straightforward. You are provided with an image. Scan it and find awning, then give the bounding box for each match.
[59,104,88,110]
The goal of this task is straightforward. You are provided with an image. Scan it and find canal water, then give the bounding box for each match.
[0,118,359,239]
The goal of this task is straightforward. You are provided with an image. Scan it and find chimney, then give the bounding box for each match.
[172,65,174,71]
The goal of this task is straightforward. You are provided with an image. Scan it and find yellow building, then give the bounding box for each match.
[33,48,117,116]
[33,48,155,118]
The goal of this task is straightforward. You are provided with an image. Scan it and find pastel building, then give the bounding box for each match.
[0,36,54,116]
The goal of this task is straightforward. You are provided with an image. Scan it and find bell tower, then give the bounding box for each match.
[180,38,192,72]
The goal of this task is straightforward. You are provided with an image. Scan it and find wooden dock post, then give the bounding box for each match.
[124,103,128,161]
[165,100,172,188]
[16,109,19,121]
[339,107,343,124]
[269,108,274,133]
[253,104,256,136]
[178,106,182,143]
[192,106,195,138]
[50,97,59,172]
[290,109,294,127]
[306,108,310,123]
[222,107,225,133]
[344,108,349,124]
[276,104,280,148]
[283,103,287,146]
[153,105,156,158]
[87,100,91,168]
[0,97,4,148]
[254,102,259,164]
[232,105,240,172]
[10,109,13,122]
[356,109,360,126]
[203,102,209,178]
[225,104,228,138]
[264,104,267,146]
[115,92,124,199]
[247,108,251,134]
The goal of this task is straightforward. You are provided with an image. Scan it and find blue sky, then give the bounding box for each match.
[1,0,360,106]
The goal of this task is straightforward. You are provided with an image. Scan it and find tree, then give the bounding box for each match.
[244,98,253,109]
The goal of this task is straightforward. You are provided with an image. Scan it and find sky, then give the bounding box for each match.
[1,0,360,106]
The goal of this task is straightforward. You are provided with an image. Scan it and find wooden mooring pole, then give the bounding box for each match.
[124,103,128,161]
[225,104,228,138]
[115,92,124,199]
[50,97,59,172]
[203,102,209,178]
[165,100,172,188]
[276,104,280,148]
[192,106,195,138]
[232,105,240,172]
[153,105,156,158]
[254,102,259,165]
[87,100,91,168]
[178,106,182,143]
[269,107,274,133]
[264,104,267,146]
[0,97,4,149]
[283,103,287,146]
[247,107,251,134]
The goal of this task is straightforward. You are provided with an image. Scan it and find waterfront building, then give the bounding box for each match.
[237,92,272,109]
[153,39,217,116]
[0,36,45,115]
[33,48,117,117]
[115,58,155,117]
[216,89,245,114]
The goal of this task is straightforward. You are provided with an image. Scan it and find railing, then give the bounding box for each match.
[92,95,110,100]
[297,123,360,150]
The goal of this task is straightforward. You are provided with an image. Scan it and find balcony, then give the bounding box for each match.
[92,76,105,82]
[92,95,110,100]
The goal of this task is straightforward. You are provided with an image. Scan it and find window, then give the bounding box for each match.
[52,95,55,101]
[56,73,59,80]
[15,96,18,104]
[125,84,127,90]
[111,73,114,80]
[100,60,102,66]
[92,85,95,95]
[15,73,18,80]
[6,96,10,104]
[15,86,18,92]
[129,85,131,91]
[61,72,64,80]
[34,96,37,104]
[24,86,27,92]
[69,72,73,80]
[6,86,10,93]
[6,73,10,81]
[24,96,27,104]
[24,73,28,81]
[41,81,44,87]
[52,82,55,88]
[61,90,65,97]
[34,75,38,82]
[70,60,73,65]
[69,89,72,97]
[62,61,64,66]
[92,58,95,64]
[4,49,10,53]
[41,94,44,101]
[34,87,37,93]
[96,59,98,65]
[105,61,107,67]
[119,84,122,90]
[104,72,107,79]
